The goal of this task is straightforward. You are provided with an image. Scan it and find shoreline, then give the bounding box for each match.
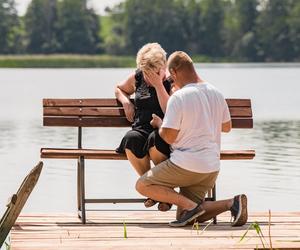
[0,55,299,68]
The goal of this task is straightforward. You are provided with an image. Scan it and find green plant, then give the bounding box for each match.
[5,242,10,250]
[192,219,214,235]
[123,221,127,239]
[240,210,274,250]
[191,221,200,235]
[4,235,10,250]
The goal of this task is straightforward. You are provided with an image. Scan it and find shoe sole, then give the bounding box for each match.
[168,209,206,227]
[158,202,172,212]
[232,194,248,227]
[144,199,157,208]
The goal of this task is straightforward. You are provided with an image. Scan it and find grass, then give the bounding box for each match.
[0,54,240,68]
[2,235,10,250]
[0,54,136,68]
[123,221,128,239]
[191,219,214,235]
[239,210,281,250]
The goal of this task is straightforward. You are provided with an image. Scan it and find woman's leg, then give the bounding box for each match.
[147,130,170,165]
[117,130,151,176]
[149,146,168,165]
[125,149,151,176]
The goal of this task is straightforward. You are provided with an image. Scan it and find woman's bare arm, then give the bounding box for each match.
[144,69,170,113]
[115,73,136,122]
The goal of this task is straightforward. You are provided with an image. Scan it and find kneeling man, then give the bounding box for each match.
[136,51,248,227]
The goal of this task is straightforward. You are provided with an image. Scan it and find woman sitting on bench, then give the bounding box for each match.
[115,43,174,211]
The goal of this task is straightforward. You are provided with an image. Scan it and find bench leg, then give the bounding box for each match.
[212,184,217,224]
[77,158,82,213]
[77,156,86,224]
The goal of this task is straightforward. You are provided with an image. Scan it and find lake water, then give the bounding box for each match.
[0,64,299,216]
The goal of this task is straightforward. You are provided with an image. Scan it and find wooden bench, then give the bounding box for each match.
[41,98,255,224]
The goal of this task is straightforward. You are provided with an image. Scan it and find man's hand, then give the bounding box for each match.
[150,114,162,128]
[144,69,165,89]
[123,100,135,122]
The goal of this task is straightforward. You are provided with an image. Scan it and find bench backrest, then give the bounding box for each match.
[43,98,253,128]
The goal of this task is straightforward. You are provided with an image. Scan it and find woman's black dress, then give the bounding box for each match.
[116,69,171,158]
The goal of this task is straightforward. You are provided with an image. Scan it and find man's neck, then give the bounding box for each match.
[181,73,203,88]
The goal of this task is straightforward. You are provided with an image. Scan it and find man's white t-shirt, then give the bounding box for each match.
[161,82,231,173]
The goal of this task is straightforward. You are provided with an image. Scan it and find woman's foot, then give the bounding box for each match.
[158,202,172,212]
[144,198,157,208]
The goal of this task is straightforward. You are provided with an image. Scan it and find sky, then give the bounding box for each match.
[15,0,124,16]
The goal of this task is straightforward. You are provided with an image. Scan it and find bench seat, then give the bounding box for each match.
[41,148,255,160]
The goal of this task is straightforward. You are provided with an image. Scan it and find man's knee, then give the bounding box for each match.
[135,177,148,194]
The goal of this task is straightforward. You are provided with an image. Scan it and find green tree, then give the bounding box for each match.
[107,0,187,55]
[25,0,59,53]
[199,0,225,57]
[0,0,20,53]
[102,3,127,55]
[181,0,204,54]
[224,0,258,61]
[255,0,294,61]
[287,0,300,60]
[57,0,101,54]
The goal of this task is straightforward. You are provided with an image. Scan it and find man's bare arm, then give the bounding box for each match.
[159,127,180,145]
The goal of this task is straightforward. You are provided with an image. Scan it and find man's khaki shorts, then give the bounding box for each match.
[139,159,219,203]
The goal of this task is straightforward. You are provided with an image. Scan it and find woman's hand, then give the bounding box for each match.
[150,114,163,128]
[123,100,135,122]
[144,69,165,89]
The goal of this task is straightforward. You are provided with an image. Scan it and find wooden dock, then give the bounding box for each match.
[11,211,300,250]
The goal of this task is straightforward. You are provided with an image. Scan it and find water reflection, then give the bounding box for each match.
[0,119,299,212]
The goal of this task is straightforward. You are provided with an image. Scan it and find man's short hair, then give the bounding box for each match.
[168,51,194,72]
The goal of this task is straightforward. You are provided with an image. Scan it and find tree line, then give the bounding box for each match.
[1,0,300,62]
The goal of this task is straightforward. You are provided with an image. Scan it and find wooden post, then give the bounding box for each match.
[0,162,43,248]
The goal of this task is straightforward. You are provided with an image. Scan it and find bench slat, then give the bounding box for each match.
[226,99,251,107]
[43,117,253,128]
[43,99,122,107]
[229,107,252,117]
[44,107,125,117]
[231,118,253,128]
[41,148,255,160]
[44,106,252,118]
[43,117,131,127]
[43,98,251,108]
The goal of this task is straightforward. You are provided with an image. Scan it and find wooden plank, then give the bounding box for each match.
[10,212,300,250]
[43,98,251,108]
[43,117,252,128]
[226,99,251,107]
[43,107,126,117]
[44,107,252,118]
[43,117,131,127]
[231,118,253,128]
[40,148,255,160]
[43,99,123,107]
[0,162,43,248]
[229,107,252,117]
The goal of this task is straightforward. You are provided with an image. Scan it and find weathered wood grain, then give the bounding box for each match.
[11,211,300,250]
[43,106,252,118]
[43,98,251,108]
[40,148,255,160]
[0,162,43,248]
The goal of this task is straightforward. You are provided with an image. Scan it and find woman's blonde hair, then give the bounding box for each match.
[136,43,167,72]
